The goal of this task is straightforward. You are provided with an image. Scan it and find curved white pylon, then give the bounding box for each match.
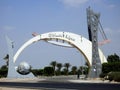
[13,31,107,66]
[13,35,41,63]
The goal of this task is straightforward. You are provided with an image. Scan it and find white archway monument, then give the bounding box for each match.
[13,31,107,69]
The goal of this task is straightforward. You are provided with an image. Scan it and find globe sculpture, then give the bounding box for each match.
[17,62,31,75]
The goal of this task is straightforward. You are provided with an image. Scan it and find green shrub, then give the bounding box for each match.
[31,69,44,76]
[44,66,54,76]
[108,72,120,82]
[99,73,106,78]
[0,69,8,78]
[108,72,114,81]
[114,72,120,82]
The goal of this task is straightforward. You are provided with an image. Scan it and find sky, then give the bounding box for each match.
[0,0,120,69]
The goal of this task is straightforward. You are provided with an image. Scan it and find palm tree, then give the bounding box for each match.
[56,63,62,75]
[84,62,89,75]
[64,63,71,75]
[50,61,57,75]
[71,66,77,75]
[80,66,84,75]
[85,62,89,67]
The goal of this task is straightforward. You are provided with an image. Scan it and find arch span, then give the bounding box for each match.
[13,31,107,67]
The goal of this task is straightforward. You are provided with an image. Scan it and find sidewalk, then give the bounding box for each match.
[68,79,120,84]
[0,87,36,90]
[0,76,119,84]
[0,77,45,83]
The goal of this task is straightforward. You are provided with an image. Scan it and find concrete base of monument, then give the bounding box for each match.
[18,72,35,78]
[7,72,35,78]
[6,36,35,79]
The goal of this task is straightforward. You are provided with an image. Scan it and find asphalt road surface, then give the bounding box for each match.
[0,79,120,90]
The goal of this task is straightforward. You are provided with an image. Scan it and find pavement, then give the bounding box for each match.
[0,87,35,90]
[0,75,119,83]
[0,75,119,90]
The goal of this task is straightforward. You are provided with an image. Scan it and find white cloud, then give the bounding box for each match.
[3,25,15,31]
[104,28,120,34]
[59,0,89,7]
[108,4,116,9]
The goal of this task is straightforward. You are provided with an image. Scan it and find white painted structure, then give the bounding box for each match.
[13,31,107,67]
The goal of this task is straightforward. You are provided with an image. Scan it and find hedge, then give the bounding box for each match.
[108,72,120,82]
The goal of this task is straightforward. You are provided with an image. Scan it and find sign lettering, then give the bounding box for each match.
[48,33,75,41]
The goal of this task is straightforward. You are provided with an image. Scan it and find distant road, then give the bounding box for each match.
[0,80,120,90]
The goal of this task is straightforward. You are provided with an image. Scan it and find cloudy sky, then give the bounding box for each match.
[0,0,120,69]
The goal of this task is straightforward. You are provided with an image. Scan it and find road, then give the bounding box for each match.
[0,78,120,90]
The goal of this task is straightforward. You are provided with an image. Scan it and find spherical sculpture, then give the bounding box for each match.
[17,62,31,75]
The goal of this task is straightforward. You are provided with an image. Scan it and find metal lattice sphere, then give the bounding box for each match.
[17,61,31,75]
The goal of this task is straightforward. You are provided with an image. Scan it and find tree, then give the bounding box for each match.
[102,62,120,74]
[107,53,120,63]
[44,66,54,76]
[0,65,8,78]
[84,62,89,75]
[85,62,89,68]
[79,66,83,74]
[102,53,120,73]
[31,69,44,76]
[83,66,89,75]
[64,63,71,75]
[71,66,77,75]
[100,54,120,79]
[56,63,62,75]
[1,65,8,70]
[50,61,57,75]
[62,68,67,75]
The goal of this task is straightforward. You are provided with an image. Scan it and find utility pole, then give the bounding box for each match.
[86,7,102,78]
